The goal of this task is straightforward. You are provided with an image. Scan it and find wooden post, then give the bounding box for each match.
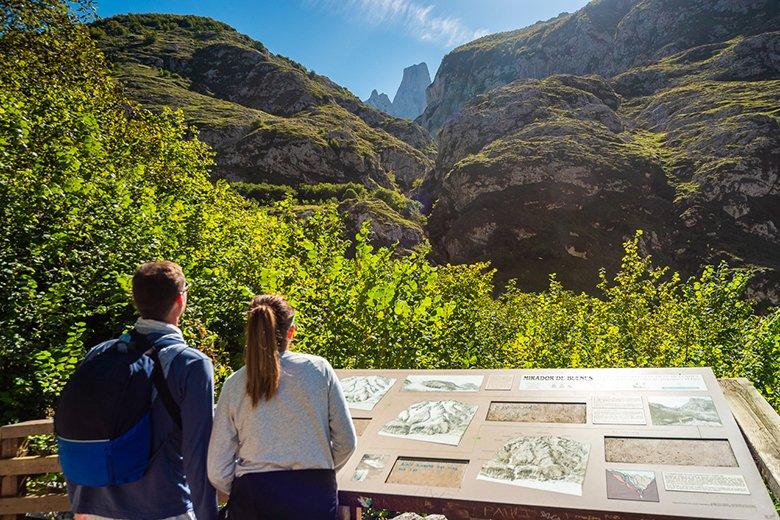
[338,505,352,520]
[719,378,780,498]
[0,436,21,520]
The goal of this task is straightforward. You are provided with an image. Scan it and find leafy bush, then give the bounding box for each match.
[297,182,367,202]
[0,0,777,427]
[231,181,296,203]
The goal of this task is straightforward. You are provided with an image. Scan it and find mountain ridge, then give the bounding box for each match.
[419,0,780,133]
[91,14,435,192]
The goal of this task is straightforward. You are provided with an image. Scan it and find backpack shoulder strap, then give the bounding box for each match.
[131,331,185,429]
[149,348,183,430]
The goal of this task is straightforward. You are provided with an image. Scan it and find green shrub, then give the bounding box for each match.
[231,181,296,203]
[296,182,367,202]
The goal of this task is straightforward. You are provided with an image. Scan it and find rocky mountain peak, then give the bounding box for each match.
[364,62,431,120]
[366,89,393,113]
[392,62,431,119]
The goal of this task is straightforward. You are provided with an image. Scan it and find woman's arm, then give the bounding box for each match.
[326,362,357,470]
[206,376,239,495]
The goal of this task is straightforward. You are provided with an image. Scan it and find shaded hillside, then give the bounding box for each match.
[90,14,434,191]
[419,0,779,133]
[423,30,780,303]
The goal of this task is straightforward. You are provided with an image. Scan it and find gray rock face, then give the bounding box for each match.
[365,63,432,120]
[392,62,431,119]
[419,0,780,133]
[365,89,393,113]
[339,199,426,254]
[421,28,780,303]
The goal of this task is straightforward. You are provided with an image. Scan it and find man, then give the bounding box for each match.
[68,261,217,520]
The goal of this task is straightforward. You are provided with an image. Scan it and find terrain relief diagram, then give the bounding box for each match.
[478,435,590,495]
[379,400,478,445]
[340,375,396,410]
[402,374,484,392]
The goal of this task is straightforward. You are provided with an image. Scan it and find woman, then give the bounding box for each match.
[207,295,357,519]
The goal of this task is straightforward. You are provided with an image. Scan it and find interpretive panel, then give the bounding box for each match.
[333,367,778,520]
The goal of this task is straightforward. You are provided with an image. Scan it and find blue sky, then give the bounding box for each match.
[95,0,590,100]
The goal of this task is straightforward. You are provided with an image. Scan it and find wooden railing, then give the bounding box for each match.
[0,419,68,519]
[2,378,778,519]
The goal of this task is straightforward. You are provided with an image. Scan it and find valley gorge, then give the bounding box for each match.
[93,1,780,304]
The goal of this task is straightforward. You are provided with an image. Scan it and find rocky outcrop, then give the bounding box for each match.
[419,0,780,133]
[391,63,431,119]
[339,199,426,253]
[365,63,431,120]
[423,30,780,302]
[366,89,393,113]
[91,15,434,191]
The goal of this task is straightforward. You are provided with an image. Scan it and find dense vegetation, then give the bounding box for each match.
[1,0,778,430]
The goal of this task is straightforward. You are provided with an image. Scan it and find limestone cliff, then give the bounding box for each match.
[365,63,431,120]
[422,29,780,302]
[391,63,431,120]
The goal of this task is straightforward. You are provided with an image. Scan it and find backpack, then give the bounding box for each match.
[54,330,185,487]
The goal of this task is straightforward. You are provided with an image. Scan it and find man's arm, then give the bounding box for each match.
[326,362,357,470]
[180,356,218,520]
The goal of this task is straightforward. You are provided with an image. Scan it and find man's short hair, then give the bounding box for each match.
[132,261,186,321]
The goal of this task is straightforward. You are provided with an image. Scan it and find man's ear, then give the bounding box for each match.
[287,324,296,341]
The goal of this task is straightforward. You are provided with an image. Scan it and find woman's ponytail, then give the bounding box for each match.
[245,295,295,406]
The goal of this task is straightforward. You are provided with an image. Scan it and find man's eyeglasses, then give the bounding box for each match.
[180,281,191,295]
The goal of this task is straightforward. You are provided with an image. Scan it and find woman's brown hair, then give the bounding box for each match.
[245,294,295,406]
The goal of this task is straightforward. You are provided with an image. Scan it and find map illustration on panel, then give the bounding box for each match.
[606,469,659,502]
[340,376,396,410]
[352,454,389,482]
[477,435,590,495]
[402,374,484,392]
[647,396,722,426]
[379,400,478,445]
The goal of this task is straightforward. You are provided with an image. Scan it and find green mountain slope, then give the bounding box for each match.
[90,14,434,191]
[423,28,780,303]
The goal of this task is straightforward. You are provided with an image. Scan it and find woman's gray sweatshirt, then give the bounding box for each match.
[206,351,357,494]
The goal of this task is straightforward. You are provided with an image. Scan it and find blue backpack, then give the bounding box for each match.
[54,330,184,487]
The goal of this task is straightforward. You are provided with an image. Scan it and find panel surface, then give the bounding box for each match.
[334,367,778,520]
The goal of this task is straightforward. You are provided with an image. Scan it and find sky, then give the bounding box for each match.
[95,0,590,100]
